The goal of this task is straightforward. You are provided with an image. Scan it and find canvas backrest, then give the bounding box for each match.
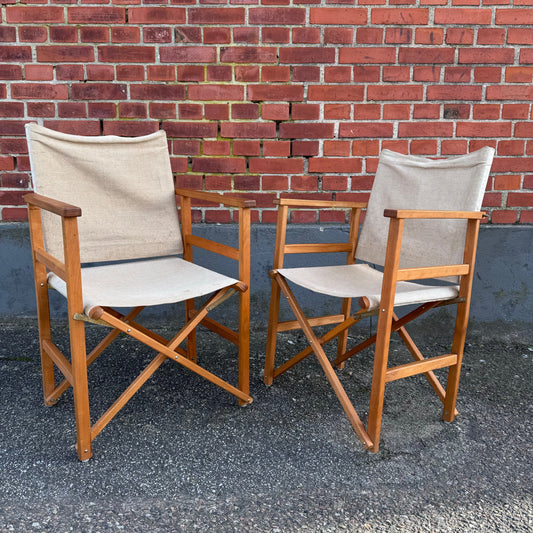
[356,147,495,270]
[26,123,183,264]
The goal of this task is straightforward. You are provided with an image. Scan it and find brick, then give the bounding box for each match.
[279,123,335,139]
[415,28,443,45]
[351,176,375,190]
[262,104,290,120]
[0,102,24,118]
[0,47,32,62]
[7,7,64,24]
[340,47,396,64]
[98,46,155,63]
[129,7,186,24]
[111,27,140,44]
[383,66,410,82]
[174,28,202,44]
[383,104,410,119]
[192,157,246,174]
[143,27,172,44]
[235,66,259,82]
[221,123,276,139]
[130,84,186,101]
[12,83,68,100]
[19,26,48,43]
[262,66,290,82]
[163,122,218,139]
[293,66,321,82]
[486,85,533,100]
[446,28,474,45]
[356,28,384,45]
[176,175,203,189]
[520,50,533,64]
[507,193,533,207]
[473,104,500,119]
[86,65,114,81]
[290,211,317,224]
[292,28,321,44]
[520,211,533,223]
[57,65,85,81]
[325,66,352,84]
[249,8,306,25]
[410,139,438,154]
[37,46,94,63]
[445,67,471,83]
[323,175,349,190]
[368,85,423,101]
[58,102,86,118]
[459,48,514,64]
[118,102,147,119]
[324,104,351,119]
[173,140,201,155]
[371,8,429,24]
[1,173,29,188]
[207,65,232,81]
[27,102,54,118]
[308,158,362,173]
[491,210,517,224]
[25,65,53,81]
[435,8,492,24]
[233,28,260,44]
[324,28,353,44]
[279,48,335,64]
[42,121,101,136]
[0,28,17,42]
[205,104,229,120]
[490,157,533,173]
[189,85,244,101]
[310,8,367,24]
[441,140,469,154]
[81,27,109,43]
[160,47,216,63]
[204,28,231,45]
[189,8,245,24]
[149,103,176,119]
[340,123,393,137]
[205,210,232,224]
[324,141,351,156]
[1,207,27,222]
[72,83,125,101]
[291,175,318,191]
[308,85,364,101]
[494,175,522,190]
[50,26,77,43]
[220,47,277,64]
[263,141,290,157]
[457,122,512,137]
[399,122,454,137]
[235,175,260,190]
[292,104,320,120]
[477,28,506,45]
[233,140,261,156]
[117,65,145,81]
[495,8,533,24]
[506,67,533,83]
[474,67,502,83]
[515,122,533,137]
[262,176,289,191]
[148,65,176,82]
[385,28,412,44]
[319,210,346,224]
[427,85,483,101]
[502,104,530,119]
[0,157,15,171]
[232,103,259,119]
[248,85,304,102]
[292,141,319,156]
[262,28,290,44]
[178,104,202,120]
[508,28,533,45]
[413,103,440,119]
[68,7,125,24]
[249,158,304,174]
[354,105,380,121]
[399,47,454,64]
[205,175,232,190]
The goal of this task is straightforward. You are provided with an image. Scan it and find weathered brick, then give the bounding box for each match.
[67,7,125,24]
[249,8,306,25]
[189,85,244,101]
[130,84,186,101]
[37,46,94,63]
[220,123,276,139]
[435,8,492,24]
[280,123,335,139]
[7,7,64,24]
[12,83,68,100]
[310,8,367,25]
[248,85,304,102]
[340,47,396,64]
[160,47,216,63]
[189,8,245,24]
[279,48,335,64]
[72,83,127,100]
[192,157,246,174]
[129,7,186,24]
[339,123,394,138]
[371,8,429,24]
[249,158,304,174]
[163,121,218,139]
[220,47,277,64]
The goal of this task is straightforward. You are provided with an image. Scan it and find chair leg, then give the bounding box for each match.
[442,301,469,422]
[185,298,197,362]
[238,289,250,405]
[68,316,92,461]
[264,279,282,386]
[35,284,56,406]
[335,297,352,370]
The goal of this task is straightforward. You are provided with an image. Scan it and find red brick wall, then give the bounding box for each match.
[1,1,532,224]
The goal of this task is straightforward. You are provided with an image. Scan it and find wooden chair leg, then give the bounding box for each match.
[335,297,352,370]
[69,317,92,461]
[264,279,281,386]
[442,301,469,422]
[185,298,197,362]
[238,289,250,405]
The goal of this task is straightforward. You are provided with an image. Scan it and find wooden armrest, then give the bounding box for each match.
[384,209,486,220]
[25,192,82,218]
[175,188,256,209]
[276,198,367,209]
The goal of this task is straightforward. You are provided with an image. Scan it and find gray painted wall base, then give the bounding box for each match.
[1,223,531,337]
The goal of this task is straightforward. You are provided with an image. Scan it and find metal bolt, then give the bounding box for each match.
[127,328,131,333]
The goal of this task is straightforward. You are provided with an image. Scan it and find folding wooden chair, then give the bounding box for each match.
[264,148,495,452]
[24,123,255,460]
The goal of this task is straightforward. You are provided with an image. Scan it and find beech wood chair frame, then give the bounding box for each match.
[264,198,485,452]
[26,188,255,461]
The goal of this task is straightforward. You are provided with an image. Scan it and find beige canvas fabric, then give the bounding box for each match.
[356,147,495,269]
[47,257,238,315]
[279,263,459,311]
[26,123,183,264]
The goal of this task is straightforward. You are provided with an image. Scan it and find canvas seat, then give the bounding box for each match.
[25,123,255,461]
[264,147,495,452]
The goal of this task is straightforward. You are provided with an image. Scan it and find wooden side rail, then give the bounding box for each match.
[384,209,486,220]
[276,198,367,209]
[175,188,256,209]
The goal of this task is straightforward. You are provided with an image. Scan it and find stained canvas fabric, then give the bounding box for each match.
[47,257,238,315]
[278,263,459,311]
[26,123,183,264]
[356,147,495,269]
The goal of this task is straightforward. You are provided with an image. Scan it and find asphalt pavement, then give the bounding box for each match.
[0,318,531,532]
